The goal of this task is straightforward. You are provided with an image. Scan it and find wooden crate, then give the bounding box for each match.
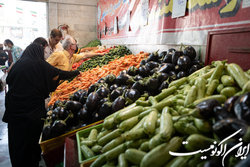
[39,120,103,154]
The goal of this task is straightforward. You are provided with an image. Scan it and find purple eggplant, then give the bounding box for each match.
[174,65,181,73]
[159,51,167,59]
[50,114,73,138]
[112,96,126,112]
[203,160,221,167]
[105,74,116,85]
[150,67,160,75]
[110,84,119,91]
[110,89,123,101]
[146,77,159,94]
[213,118,248,139]
[213,106,234,121]
[224,96,239,113]
[52,106,60,116]
[125,89,141,102]
[162,53,173,63]
[177,56,191,70]
[119,70,128,75]
[134,75,143,81]
[193,99,221,118]
[42,124,52,141]
[168,71,177,81]
[96,87,110,99]
[53,100,63,109]
[234,93,250,122]
[172,51,183,65]
[41,118,52,141]
[157,72,169,83]
[146,52,159,62]
[189,64,200,74]
[71,89,86,102]
[65,101,82,113]
[51,113,58,123]
[138,65,149,77]
[77,108,89,122]
[116,74,131,85]
[127,66,139,76]
[98,102,112,119]
[158,80,169,91]
[192,59,203,66]
[235,154,250,167]
[131,80,145,93]
[100,98,109,105]
[140,59,146,65]
[183,46,196,60]
[58,107,69,120]
[158,63,175,73]
[88,83,99,95]
[79,90,88,105]
[168,48,176,53]
[86,92,100,112]
[97,78,106,84]
[145,61,159,71]
[176,71,187,79]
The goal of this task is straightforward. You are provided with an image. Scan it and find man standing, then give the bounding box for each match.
[47,35,104,71]
[3,39,23,66]
[44,29,64,59]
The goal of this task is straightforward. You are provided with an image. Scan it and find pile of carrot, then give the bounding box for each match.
[48,52,149,106]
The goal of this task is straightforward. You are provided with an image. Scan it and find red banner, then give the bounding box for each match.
[97,0,250,45]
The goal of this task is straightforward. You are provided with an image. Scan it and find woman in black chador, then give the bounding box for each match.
[2,43,80,167]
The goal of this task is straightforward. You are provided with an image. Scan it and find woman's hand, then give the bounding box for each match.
[53,75,59,81]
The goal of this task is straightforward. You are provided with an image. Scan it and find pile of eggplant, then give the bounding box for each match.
[192,93,250,167]
[42,46,204,141]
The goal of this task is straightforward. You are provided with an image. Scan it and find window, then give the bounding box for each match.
[0,0,47,49]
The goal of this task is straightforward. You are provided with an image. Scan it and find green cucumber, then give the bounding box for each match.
[160,107,173,140]
[118,153,128,167]
[124,149,146,165]
[140,137,183,167]
[80,144,95,159]
[184,85,197,107]
[98,129,122,146]
[119,116,139,132]
[143,109,158,135]
[221,75,235,86]
[88,129,98,141]
[102,136,125,153]
[104,143,127,161]
[116,106,144,123]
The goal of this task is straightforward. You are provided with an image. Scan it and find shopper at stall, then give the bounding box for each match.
[2,43,80,167]
[0,44,8,65]
[47,35,104,71]
[44,28,63,59]
[4,39,22,70]
[33,37,49,49]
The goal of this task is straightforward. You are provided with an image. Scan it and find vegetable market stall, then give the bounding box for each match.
[74,61,250,167]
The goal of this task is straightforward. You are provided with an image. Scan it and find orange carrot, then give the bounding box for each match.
[48,53,148,106]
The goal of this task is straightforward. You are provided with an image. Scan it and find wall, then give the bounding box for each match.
[48,0,97,47]
[97,0,250,62]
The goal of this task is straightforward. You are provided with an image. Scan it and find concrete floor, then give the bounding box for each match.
[0,90,11,167]
[0,90,46,167]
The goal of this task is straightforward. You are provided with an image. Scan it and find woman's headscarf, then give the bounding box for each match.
[21,43,45,60]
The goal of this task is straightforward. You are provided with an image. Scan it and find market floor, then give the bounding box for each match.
[0,90,11,167]
[0,91,46,167]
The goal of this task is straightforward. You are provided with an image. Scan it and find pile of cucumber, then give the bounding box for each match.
[78,61,250,167]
